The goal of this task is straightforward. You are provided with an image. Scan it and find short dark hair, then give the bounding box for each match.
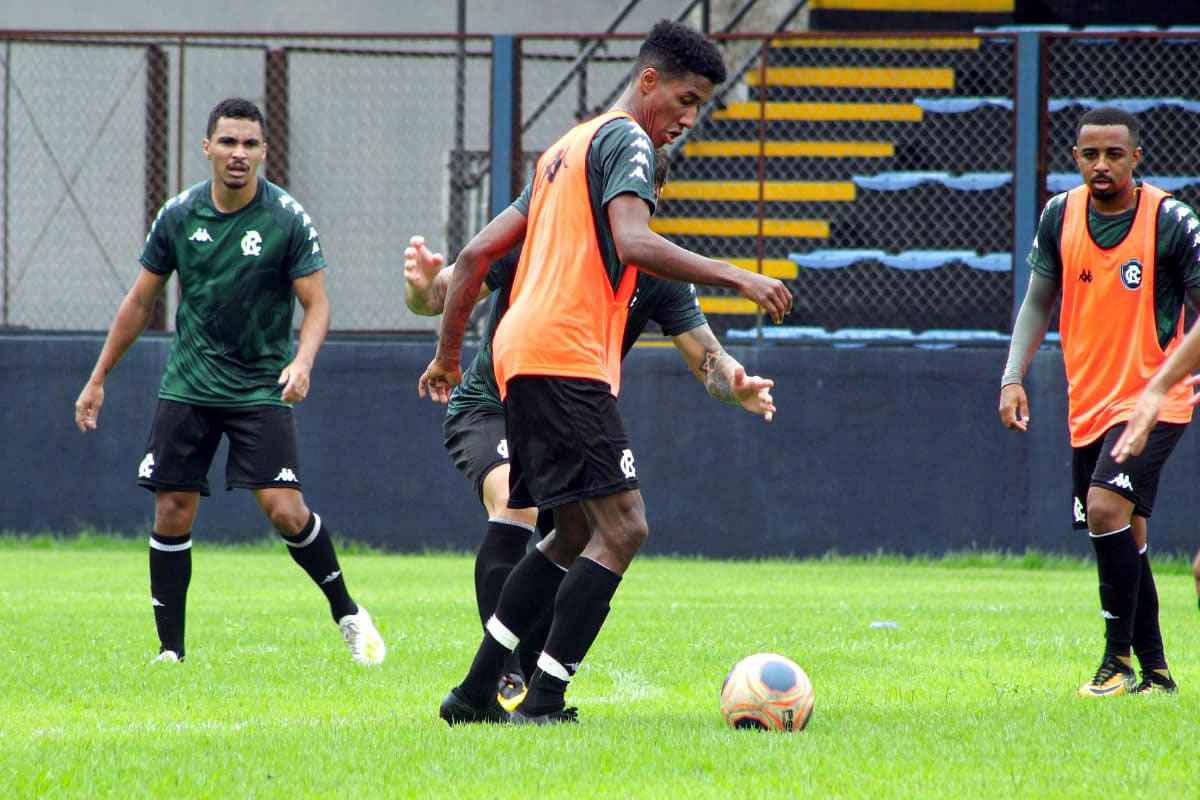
[1076,106,1140,148]
[206,97,266,140]
[635,20,727,86]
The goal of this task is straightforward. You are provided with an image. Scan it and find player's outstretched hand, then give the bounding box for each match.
[418,357,462,404]
[731,365,776,422]
[998,383,1029,431]
[74,383,104,432]
[404,235,444,292]
[737,272,793,324]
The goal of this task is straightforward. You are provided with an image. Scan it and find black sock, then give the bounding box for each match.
[458,547,566,706]
[1132,547,1168,672]
[149,532,192,657]
[523,557,621,713]
[1090,526,1140,660]
[475,519,534,627]
[281,513,356,622]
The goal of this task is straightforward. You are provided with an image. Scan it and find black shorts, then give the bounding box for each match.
[1070,421,1186,529]
[504,375,638,510]
[137,399,302,496]
[443,404,510,505]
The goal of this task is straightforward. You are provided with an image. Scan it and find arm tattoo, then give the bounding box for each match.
[700,348,736,403]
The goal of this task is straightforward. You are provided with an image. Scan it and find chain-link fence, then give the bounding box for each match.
[3,29,1199,335]
[653,32,1018,334]
[1044,32,1200,226]
[0,32,492,332]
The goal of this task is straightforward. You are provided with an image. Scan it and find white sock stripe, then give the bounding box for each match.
[149,537,192,552]
[536,652,572,682]
[285,513,322,548]
[1088,525,1132,539]
[485,615,519,650]
[487,517,537,534]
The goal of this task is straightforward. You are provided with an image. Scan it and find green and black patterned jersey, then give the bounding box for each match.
[140,177,326,407]
[446,181,705,416]
[1028,183,1200,348]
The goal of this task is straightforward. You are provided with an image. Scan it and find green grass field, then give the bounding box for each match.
[2,535,1197,799]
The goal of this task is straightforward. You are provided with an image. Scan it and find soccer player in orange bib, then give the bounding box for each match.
[420,20,792,724]
[1000,107,1200,696]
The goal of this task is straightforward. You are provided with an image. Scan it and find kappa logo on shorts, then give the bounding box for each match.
[1073,496,1086,524]
[619,448,636,480]
[273,467,298,482]
[138,453,155,479]
[497,438,509,459]
[1108,472,1134,492]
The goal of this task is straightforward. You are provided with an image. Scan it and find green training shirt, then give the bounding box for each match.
[140,177,326,407]
[1028,184,1200,348]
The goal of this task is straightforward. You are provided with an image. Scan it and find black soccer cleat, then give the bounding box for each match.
[509,705,579,725]
[1134,669,1178,695]
[438,687,511,725]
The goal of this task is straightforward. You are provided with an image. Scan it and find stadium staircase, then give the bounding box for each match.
[651,28,1019,335]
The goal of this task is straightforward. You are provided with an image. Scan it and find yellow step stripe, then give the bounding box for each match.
[683,140,894,158]
[811,0,1011,10]
[770,36,980,50]
[698,297,763,315]
[713,101,922,121]
[661,181,855,202]
[728,258,800,279]
[650,217,829,237]
[747,66,954,90]
[629,338,678,348]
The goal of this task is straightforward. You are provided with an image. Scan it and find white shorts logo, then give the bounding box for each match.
[1072,496,1085,524]
[497,438,509,459]
[619,448,636,480]
[138,453,155,479]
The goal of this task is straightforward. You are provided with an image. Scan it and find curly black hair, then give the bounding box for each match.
[635,19,727,85]
[1076,106,1140,148]
[207,97,266,140]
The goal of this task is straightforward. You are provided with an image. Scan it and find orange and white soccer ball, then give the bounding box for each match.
[720,652,814,731]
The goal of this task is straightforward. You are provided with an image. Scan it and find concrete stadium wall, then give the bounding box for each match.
[5,334,1200,557]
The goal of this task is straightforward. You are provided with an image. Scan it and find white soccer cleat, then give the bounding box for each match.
[338,606,386,665]
[151,649,181,664]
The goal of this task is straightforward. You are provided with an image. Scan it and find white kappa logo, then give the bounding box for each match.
[138,453,155,479]
[273,468,298,482]
[241,230,263,256]
[189,227,212,242]
[497,438,509,459]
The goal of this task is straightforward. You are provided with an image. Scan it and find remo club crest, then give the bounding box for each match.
[1119,258,1143,290]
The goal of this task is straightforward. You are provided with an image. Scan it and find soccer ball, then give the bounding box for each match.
[720,652,814,731]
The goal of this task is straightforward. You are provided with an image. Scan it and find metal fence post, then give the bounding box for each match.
[490,34,517,220]
[1012,29,1043,320]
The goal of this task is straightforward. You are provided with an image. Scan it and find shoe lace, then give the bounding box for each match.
[1091,657,1130,684]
